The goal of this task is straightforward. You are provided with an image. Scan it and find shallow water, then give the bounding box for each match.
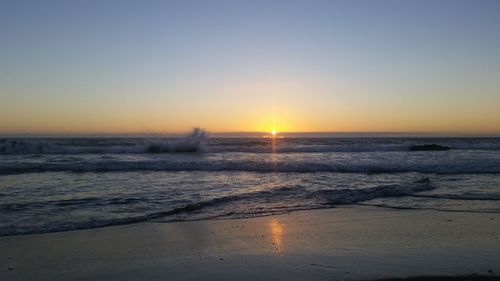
[1,137,500,236]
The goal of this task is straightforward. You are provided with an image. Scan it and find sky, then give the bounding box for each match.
[1,0,500,134]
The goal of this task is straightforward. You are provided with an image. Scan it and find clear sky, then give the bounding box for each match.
[1,0,499,134]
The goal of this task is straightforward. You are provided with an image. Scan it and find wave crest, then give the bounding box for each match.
[147,128,206,153]
[0,128,207,154]
[0,178,433,236]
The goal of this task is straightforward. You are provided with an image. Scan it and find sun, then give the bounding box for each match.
[271,129,277,136]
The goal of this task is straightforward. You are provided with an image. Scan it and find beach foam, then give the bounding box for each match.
[1,136,500,236]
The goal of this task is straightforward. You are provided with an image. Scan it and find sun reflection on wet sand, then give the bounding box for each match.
[269,219,285,253]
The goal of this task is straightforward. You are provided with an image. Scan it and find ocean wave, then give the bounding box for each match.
[151,179,434,219]
[410,193,500,201]
[0,128,206,154]
[312,178,433,204]
[0,179,433,236]
[1,196,148,212]
[209,144,408,153]
[2,136,500,155]
[358,202,500,213]
[2,158,500,174]
[0,141,407,154]
[0,140,405,154]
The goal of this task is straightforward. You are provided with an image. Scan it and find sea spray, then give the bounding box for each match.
[147,128,206,153]
[0,128,208,154]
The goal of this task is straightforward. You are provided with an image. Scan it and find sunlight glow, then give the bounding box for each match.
[269,219,284,253]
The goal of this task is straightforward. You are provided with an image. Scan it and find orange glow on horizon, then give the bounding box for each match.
[1,97,500,135]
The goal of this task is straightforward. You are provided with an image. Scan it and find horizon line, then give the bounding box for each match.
[1,131,500,138]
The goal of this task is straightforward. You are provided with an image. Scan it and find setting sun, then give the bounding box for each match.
[2,2,500,280]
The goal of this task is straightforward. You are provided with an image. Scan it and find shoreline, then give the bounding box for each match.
[2,203,499,238]
[2,205,500,281]
[370,276,500,281]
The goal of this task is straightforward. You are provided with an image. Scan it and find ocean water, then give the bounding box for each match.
[1,132,500,236]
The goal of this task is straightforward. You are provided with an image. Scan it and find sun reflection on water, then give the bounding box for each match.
[269,219,285,253]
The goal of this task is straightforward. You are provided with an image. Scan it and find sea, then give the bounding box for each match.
[1,130,500,236]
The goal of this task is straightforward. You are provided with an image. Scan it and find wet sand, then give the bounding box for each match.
[371,276,500,281]
[1,206,499,281]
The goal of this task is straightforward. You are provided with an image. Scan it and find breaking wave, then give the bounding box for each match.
[0,178,433,236]
[1,135,500,155]
[3,136,500,237]
[2,158,500,174]
[0,128,207,154]
[146,128,206,153]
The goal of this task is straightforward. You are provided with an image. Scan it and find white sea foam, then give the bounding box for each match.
[2,136,500,236]
[0,178,434,236]
[0,128,207,154]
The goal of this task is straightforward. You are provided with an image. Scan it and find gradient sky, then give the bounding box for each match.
[1,0,500,134]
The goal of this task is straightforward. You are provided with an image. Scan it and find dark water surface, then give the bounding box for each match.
[1,136,500,236]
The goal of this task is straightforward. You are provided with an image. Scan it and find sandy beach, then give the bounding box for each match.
[2,0,500,280]
[1,205,499,281]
